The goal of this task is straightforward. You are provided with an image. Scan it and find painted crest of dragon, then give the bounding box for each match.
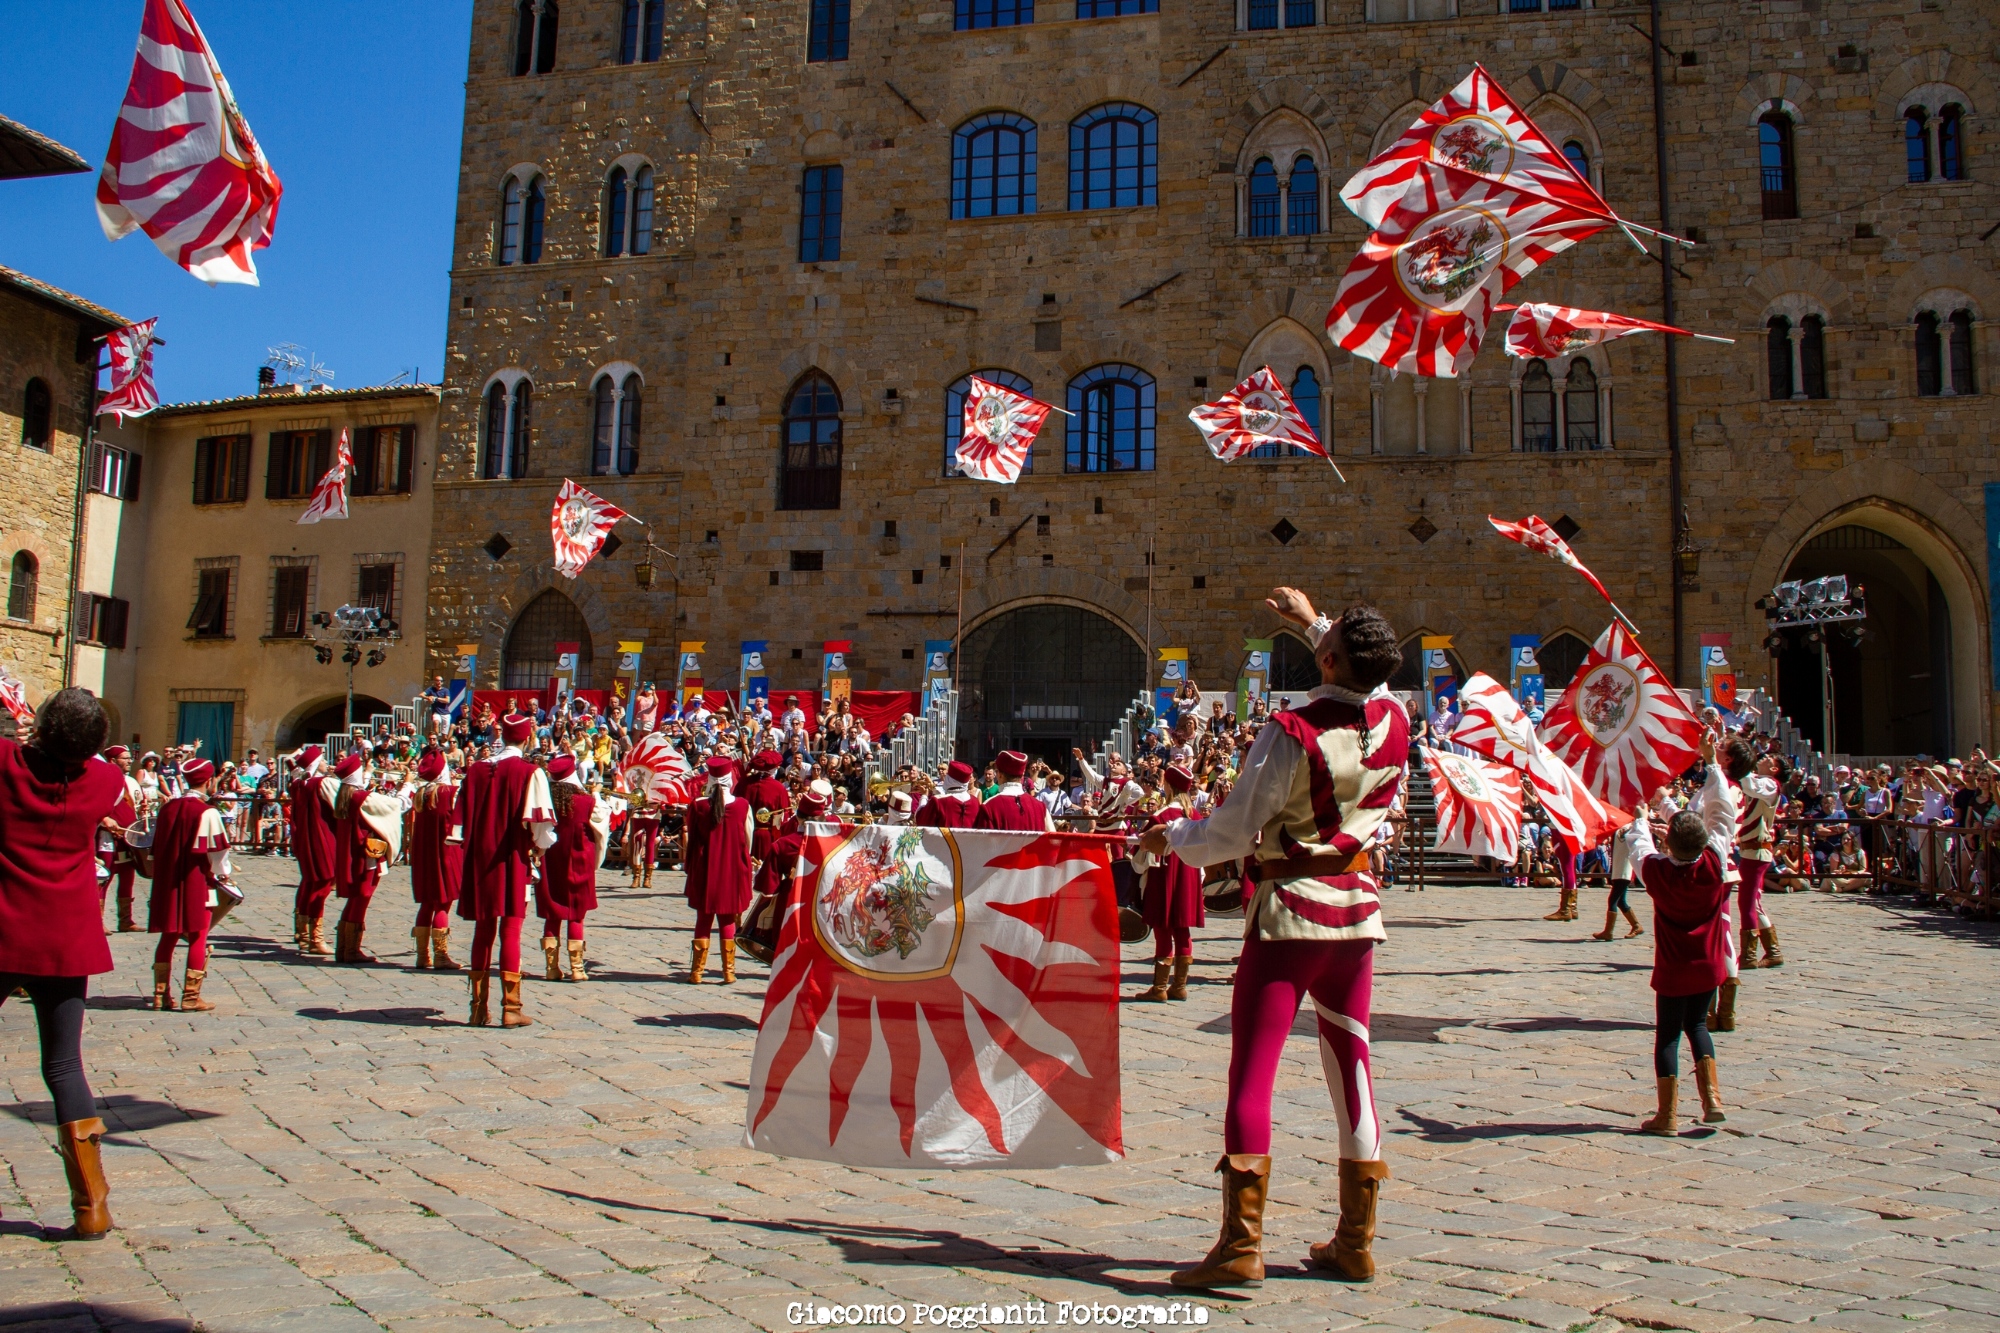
[1402,218,1496,303]
[1432,122,1503,175]
[824,830,941,960]
[1581,670,1634,737]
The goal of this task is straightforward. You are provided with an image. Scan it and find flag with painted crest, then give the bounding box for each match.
[1501,303,1695,360]
[549,480,629,577]
[296,428,351,524]
[1188,367,1326,461]
[1423,747,1523,863]
[1449,673,1631,856]
[95,319,161,423]
[1487,514,1613,603]
[1539,621,1704,811]
[956,376,1055,484]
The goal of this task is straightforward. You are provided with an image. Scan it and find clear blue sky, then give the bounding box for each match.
[1,1,471,404]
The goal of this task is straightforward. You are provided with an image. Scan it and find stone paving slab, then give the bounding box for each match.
[3,861,1998,1331]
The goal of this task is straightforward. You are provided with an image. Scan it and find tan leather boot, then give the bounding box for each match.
[721,938,737,984]
[117,899,137,933]
[180,968,215,1013]
[306,917,335,957]
[542,935,562,981]
[1713,978,1739,1032]
[293,913,310,950]
[1168,955,1191,1001]
[501,972,532,1027]
[468,970,491,1026]
[1623,910,1644,938]
[1758,926,1784,967]
[54,1118,112,1240]
[1738,927,1758,971]
[431,927,461,971]
[1640,1076,1678,1135]
[689,938,710,984]
[412,926,433,970]
[1694,1056,1726,1123]
[567,939,586,982]
[1544,889,1575,921]
[1309,1158,1391,1281]
[1170,1154,1270,1288]
[1137,960,1170,1002]
[1590,909,1616,941]
[150,962,175,1012]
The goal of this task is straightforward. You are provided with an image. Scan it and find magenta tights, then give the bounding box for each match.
[1152,925,1192,960]
[469,916,525,973]
[693,911,736,941]
[540,916,586,943]
[1736,856,1770,931]
[154,928,209,970]
[1559,851,1577,894]
[1224,936,1379,1160]
[414,906,450,932]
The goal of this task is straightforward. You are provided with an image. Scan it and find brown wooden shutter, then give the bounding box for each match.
[266,433,285,498]
[311,430,332,488]
[71,590,92,642]
[395,426,414,493]
[122,451,142,501]
[193,437,212,504]
[230,434,251,500]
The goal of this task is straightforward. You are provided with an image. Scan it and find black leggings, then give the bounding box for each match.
[1655,989,1716,1078]
[0,975,96,1124]
[1607,881,1631,913]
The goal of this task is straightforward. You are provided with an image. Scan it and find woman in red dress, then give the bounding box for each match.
[681,755,754,984]
[1134,764,1206,1002]
[537,754,607,982]
[407,747,463,971]
[148,756,232,1013]
[0,689,131,1239]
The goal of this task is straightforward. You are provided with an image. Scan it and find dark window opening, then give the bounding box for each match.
[1767,317,1795,400]
[7,551,37,622]
[1065,363,1156,473]
[193,433,252,504]
[188,567,230,639]
[1288,156,1319,235]
[1069,103,1158,210]
[1520,359,1555,449]
[271,566,310,638]
[808,0,850,61]
[800,164,843,262]
[957,0,1033,29]
[1759,112,1798,220]
[21,378,51,450]
[780,372,843,510]
[953,113,1037,219]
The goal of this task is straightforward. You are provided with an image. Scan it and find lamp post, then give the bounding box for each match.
[310,604,399,733]
[1759,576,1868,755]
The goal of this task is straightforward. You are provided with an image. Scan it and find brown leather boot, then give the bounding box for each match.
[432,927,461,971]
[721,938,737,984]
[468,970,491,1026]
[306,917,335,957]
[689,938,710,984]
[1590,909,1617,941]
[412,927,433,970]
[117,899,137,933]
[150,962,175,1012]
[1758,926,1784,967]
[1622,909,1644,938]
[1168,955,1191,1002]
[1309,1158,1392,1281]
[1738,927,1758,971]
[567,940,586,982]
[1544,889,1574,921]
[1137,960,1170,1002]
[1694,1056,1726,1123]
[1640,1076,1678,1135]
[1170,1154,1270,1288]
[501,972,532,1027]
[293,912,310,950]
[54,1118,112,1240]
[1712,978,1738,1032]
[180,968,215,1013]
[542,935,562,981]
[341,921,374,965]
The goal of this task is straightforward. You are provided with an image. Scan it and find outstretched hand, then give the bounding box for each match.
[1265,586,1316,628]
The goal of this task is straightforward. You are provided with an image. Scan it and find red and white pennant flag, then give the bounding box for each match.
[550,480,630,577]
[621,731,699,807]
[0,673,31,726]
[1188,367,1325,461]
[97,0,283,286]
[1488,514,1613,604]
[1539,621,1704,811]
[1500,303,1697,360]
[957,376,1054,484]
[95,319,161,423]
[1423,747,1522,863]
[297,428,350,525]
[1449,674,1630,856]
[747,824,1123,1168]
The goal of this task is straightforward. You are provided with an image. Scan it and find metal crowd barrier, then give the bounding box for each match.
[1770,814,1998,918]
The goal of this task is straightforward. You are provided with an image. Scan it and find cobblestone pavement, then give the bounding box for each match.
[4,858,1999,1333]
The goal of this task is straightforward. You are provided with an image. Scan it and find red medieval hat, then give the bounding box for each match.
[995,750,1029,780]
[416,749,446,781]
[1164,764,1194,794]
[180,757,216,787]
[501,713,534,745]
[945,760,975,784]
[753,748,781,770]
[296,745,323,767]
[705,755,736,779]
[333,752,365,779]
[547,754,577,781]
[102,745,128,760]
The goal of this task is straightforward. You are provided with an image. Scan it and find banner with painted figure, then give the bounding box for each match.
[741,641,770,703]
[553,643,580,703]
[1423,636,1458,716]
[1156,647,1188,723]
[1237,639,1272,717]
[1508,634,1541,704]
[677,641,704,711]
[450,645,477,722]
[614,641,643,726]
[924,640,953,709]
[822,640,851,703]
[1539,621,1703,811]
[747,825,1124,1169]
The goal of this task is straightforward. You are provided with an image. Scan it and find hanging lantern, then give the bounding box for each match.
[634,558,655,590]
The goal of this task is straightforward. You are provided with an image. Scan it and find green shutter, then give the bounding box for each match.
[193,437,212,504]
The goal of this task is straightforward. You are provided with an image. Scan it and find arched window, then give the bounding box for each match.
[1520,359,1554,450]
[1916,312,1942,395]
[604,166,628,257]
[1267,631,1320,694]
[7,552,37,623]
[498,174,544,265]
[588,374,641,474]
[1759,111,1797,220]
[952,113,1037,219]
[504,589,593,691]
[631,167,653,254]
[1066,364,1156,473]
[514,0,558,74]
[800,165,843,262]
[620,0,663,62]
[1538,631,1592,696]
[1249,366,1319,458]
[602,165,652,256]
[1800,315,1827,398]
[1916,308,1977,396]
[483,382,507,477]
[21,377,51,450]
[781,372,843,510]
[591,377,619,475]
[1287,155,1319,235]
[1069,103,1157,210]
[944,369,1034,475]
[1562,139,1590,183]
[1247,158,1279,236]
[1906,108,1932,183]
[1940,105,1966,181]
[1950,311,1975,394]
[482,378,532,479]
[1767,316,1795,399]
[1565,359,1599,449]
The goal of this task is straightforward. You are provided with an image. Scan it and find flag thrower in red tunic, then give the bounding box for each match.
[1539,621,1704,811]
[956,376,1057,484]
[1187,367,1342,480]
[1422,748,1523,863]
[1326,163,1611,378]
[96,0,282,286]
[1449,673,1630,858]
[297,428,351,524]
[1498,303,1730,359]
[95,319,161,423]
[550,480,631,577]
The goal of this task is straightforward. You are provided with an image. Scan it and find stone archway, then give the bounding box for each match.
[503,588,595,691]
[955,602,1148,771]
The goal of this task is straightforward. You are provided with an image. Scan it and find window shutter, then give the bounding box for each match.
[193,437,212,504]
[266,433,285,498]
[395,426,414,493]
[122,451,142,501]
[230,435,251,500]
[105,598,128,650]
[311,430,333,487]
[72,590,92,642]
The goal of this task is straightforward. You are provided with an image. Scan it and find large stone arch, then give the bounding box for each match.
[1745,460,1989,752]
[959,565,1183,651]
[473,563,617,688]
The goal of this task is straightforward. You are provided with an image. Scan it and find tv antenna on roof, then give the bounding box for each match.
[264,343,335,389]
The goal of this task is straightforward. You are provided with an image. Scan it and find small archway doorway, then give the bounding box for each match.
[504,589,594,691]
[286,695,393,749]
[956,603,1147,772]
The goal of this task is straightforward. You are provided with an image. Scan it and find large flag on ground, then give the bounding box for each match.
[296,428,351,524]
[1500,303,1696,360]
[1340,65,1618,231]
[621,731,698,806]
[550,480,629,577]
[1326,163,1610,378]
[1450,673,1631,855]
[747,824,1123,1169]
[956,376,1054,483]
[97,0,282,286]
[1487,514,1614,603]
[1188,367,1326,461]
[1423,747,1522,862]
[95,319,161,423]
[1539,621,1703,810]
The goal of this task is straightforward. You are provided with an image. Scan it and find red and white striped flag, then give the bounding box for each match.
[0,673,31,725]
[1487,514,1612,603]
[1501,303,1695,360]
[1188,367,1326,461]
[748,824,1123,1168]
[957,376,1054,484]
[550,480,629,577]
[1449,673,1631,856]
[95,319,161,423]
[297,428,351,524]
[1340,65,1616,230]
[1539,621,1703,810]
[1424,747,1522,862]
[1326,163,1609,378]
[621,731,699,806]
[96,0,283,287]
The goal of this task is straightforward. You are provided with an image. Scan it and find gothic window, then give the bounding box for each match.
[1288,155,1319,234]
[1539,631,1591,695]
[1759,111,1797,220]
[1066,364,1156,473]
[781,372,843,510]
[498,173,544,265]
[619,0,663,62]
[957,0,1032,28]
[1267,631,1319,694]
[603,164,653,256]
[1248,0,1277,27]
[1246,366,1318,459]
[944,369,1035,475]
[808,0,850,61]
[482,378,532,479]
[591,373,642,475]
[1520,359,1555,450]
[504,589,593,691]
[1069,103,1157,210]
[604,166,628,256]
[952,114,1036,218]
[1767,317,1794,399]
[800,165,843,262]
[1247,158,1280,236]
[1940,105,1965,180]
[1564,358,1599,450]
[1767,312,1827,400]
[1562,139,1589,182]
[1284,0,1316,24]
[630,166,653,253]
[514,0,558,75]
[1915,307,1977,396]
[7,552,36,623]
[1801,315,1828,398]
[1906,108,1931,183]
[1950,311,1975,393]
[1076,0,1156,14]
[20,377,50,450]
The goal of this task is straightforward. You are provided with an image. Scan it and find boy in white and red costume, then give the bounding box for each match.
[99,745,143,932]
[1138,589,1408,1289]
[454,714,555,1027]
[1130,763,1204,1003]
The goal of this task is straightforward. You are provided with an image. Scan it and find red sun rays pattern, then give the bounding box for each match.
[1540,621,1705,811]
[1424,747,1523,863]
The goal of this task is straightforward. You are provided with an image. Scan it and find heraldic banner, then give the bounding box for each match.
[746,825,1124,1169]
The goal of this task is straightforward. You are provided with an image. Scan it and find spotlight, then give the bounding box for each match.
[1774,580,1803,608]
[1804,628,1823,645]
[314,645,333,664]
[1820,574,1849,604]
[1764,632,1785,653]
[365,648,386,668]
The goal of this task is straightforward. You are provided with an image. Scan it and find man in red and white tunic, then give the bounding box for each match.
[916,760,982,828]
[407,747,463,971]
[455,714,555,1027]
[1138,590,1408,1290]
[288,745,336,957]
[147,757,234,1013]
[1131,763,1205,1003]
[972,751,1052,832]
[537,754,608,982]
[98,746,143,932]
[330,752,402,964]
[1724,738,1785,976]
[739,749,790,823]
[683,755,754,983]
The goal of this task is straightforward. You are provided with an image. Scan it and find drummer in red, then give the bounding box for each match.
[682,755,754,984]
[455,713,555,1027]
[972,751,1052,831]
[538,754,608,982]
[147,756,234,1013]
[407,747,463,971]
[329,752,399,964]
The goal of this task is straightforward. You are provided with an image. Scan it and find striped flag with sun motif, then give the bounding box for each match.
[746,824,1124,1169]
[1449,673,1632,856]
[1423,747,1523,863]
[1538,621,1704,811]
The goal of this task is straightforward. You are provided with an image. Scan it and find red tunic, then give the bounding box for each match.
[0,742,125,976]
[974,790,1051,832]
[409,781,462,908]
[148,795,222,936]
[537,790,600,922]
[917,793,982,828]
[1141,805,1206,932]
[1638,846,1733,995]
[291,773,335,887]
[457,754,543,921]
[684,793,755,915]
[331,784,382,900]
[741,775,790,817]
[752,812,808,900]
